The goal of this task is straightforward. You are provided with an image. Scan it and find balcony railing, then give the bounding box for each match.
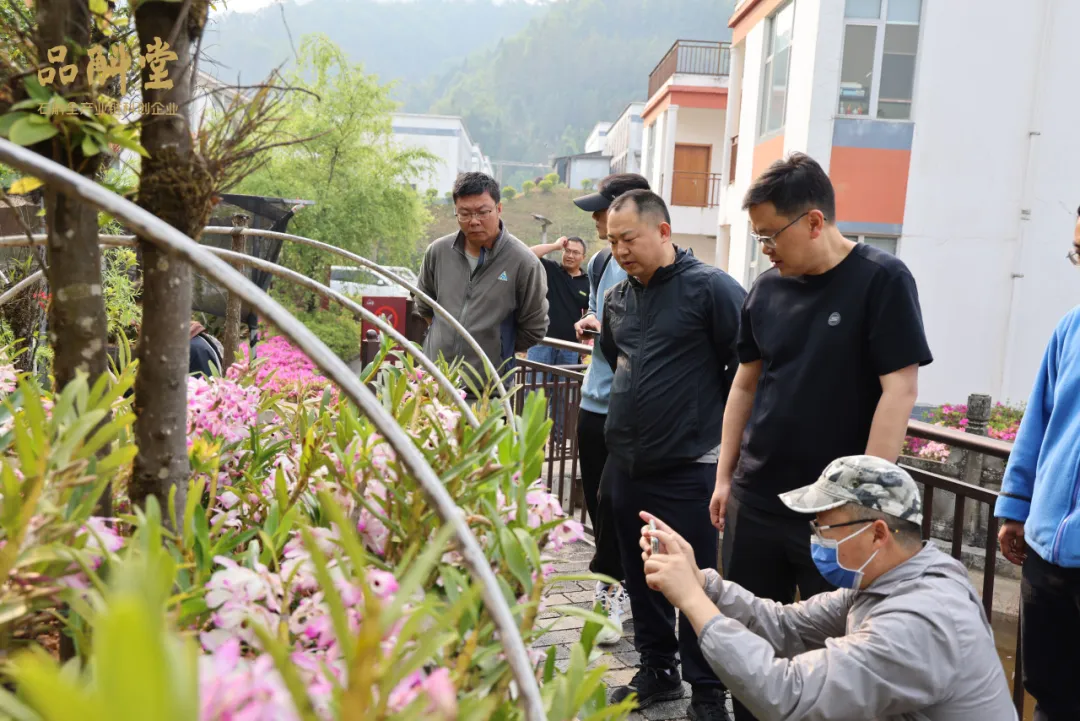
[670,171,722,208]
[648,40,732,100]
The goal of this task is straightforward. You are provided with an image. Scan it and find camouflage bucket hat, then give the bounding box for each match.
[778,455,923,525]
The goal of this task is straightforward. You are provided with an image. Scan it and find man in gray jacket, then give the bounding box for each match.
[414,172,549,390]
[639,455,1017,721]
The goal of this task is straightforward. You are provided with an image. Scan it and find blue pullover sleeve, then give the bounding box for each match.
[994,320,1063,522]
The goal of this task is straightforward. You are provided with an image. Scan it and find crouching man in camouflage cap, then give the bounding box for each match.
[638,455,1017,721]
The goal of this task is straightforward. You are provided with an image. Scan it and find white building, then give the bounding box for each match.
[605,102,646,175]
[391,113,492,198]
[584,122,613,154]
[641,40,731,266]
[717,0,1080,405]
[553,151,611,190]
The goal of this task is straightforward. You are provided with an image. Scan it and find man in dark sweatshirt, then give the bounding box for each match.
[599,189,746,720]
[414,172,548,391]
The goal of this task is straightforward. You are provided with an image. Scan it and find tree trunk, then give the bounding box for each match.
[130,0,212,516]
[34,0,108,395]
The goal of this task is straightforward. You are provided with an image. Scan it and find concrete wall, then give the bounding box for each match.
[674,232,716,267]
[900,0,1080,404]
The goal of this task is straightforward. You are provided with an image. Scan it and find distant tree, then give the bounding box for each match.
[544,172,560,185]
[581,178,594,191]
[445,191,453,200]
[522,180,536,194]
[502,186,518,200]
[425,188,439,203]
[538,179,555,193]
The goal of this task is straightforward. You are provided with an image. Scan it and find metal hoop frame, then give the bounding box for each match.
[200,226,518,428]
[0,235,480,430]
[0,138,546,721]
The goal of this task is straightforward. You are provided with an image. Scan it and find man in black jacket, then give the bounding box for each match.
[600,190,746,720]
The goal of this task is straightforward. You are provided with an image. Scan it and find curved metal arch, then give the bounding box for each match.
[200,226,519,428]
[0,269,44,308]
[0,139,546,721]
[0,236,480,430]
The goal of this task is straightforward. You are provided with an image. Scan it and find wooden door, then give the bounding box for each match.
[672,144,711,207]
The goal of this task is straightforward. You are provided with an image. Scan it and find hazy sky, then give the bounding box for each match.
[213,0,546,15]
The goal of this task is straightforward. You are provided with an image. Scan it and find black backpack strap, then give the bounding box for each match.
[590,247,613,296]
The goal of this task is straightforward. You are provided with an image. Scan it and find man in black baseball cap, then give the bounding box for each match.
[574,173,651,238]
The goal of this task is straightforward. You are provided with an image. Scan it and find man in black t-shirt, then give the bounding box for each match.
[527,235,590,438]
[708,153,932,721]
[529,235,590,353]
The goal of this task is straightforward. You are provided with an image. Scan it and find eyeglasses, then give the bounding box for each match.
[1069,248,1080,266]
[809,518,871,541]
[455,208,495,222]
[750,210,814,249]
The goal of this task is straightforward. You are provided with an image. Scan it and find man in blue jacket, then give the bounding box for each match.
[994,206,1080,721]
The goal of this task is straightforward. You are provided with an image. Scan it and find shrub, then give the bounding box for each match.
[521,180,536,194]
[538,179,554,193]
[297,309,363,361]
[502,186,517,200]
[0,341,630,721]
[581,179,594,191]
[543,172,560,186]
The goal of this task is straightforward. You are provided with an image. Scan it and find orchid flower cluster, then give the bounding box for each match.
[1,334,607,721]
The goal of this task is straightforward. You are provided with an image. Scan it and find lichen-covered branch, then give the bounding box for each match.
[130,0,213,516]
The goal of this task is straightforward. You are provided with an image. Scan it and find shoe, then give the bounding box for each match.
[688,688,732,721]
[609,666,684,708]
[593,582,625,646]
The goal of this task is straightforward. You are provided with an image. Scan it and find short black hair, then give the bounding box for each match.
[599,172,650,199]
[565,236,586,251]
[609,189,671,225]
[453,172,500,204]
[742,152,836,222]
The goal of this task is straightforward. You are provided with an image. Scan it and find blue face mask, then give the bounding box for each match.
[810,522,879,590]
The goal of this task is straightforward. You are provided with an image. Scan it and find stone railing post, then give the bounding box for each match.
[962,393,992,543]
[222,213,250,372]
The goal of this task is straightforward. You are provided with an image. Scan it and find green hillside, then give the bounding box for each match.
[422,187,606,258]
[411,0,736,163]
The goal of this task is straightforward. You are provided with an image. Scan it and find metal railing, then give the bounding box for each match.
[648,40,732,99]
[671,171,723,208]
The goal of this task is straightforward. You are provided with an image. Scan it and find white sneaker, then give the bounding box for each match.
[593,582,625,646]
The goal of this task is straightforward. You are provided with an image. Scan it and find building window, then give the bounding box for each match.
[838,0,921,119]
[759,1,795,137]
[844,234,899,254]
[644,122,656,177]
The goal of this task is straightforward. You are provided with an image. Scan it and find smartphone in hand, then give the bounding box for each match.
[650,519,660,555]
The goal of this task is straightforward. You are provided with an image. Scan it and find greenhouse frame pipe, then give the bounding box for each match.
[0,269,44,307]
[0,138,546,721]
[0,236,480,429]
[200,226,518,429]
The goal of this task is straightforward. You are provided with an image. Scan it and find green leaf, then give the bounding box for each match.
[89,0,108,13]
[23,76,51,103]
[8,116,58,147]
[81,134,100,157]
[0,112,31,136]
[0,688,41,721]
[498,526,532,593]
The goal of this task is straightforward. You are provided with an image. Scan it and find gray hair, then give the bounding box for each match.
[844,503,923,548]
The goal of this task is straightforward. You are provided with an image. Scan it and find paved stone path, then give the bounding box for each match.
[536,541,734,720]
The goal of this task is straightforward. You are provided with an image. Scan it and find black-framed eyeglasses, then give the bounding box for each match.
[1068,248,1079,267]
[809,518,871,541]
[749,210,815,249]
[455,208,495,222]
